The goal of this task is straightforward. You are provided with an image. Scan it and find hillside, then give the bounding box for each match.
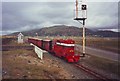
[8,25,119,37]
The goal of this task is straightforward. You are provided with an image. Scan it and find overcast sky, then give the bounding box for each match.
[1,0,119,35]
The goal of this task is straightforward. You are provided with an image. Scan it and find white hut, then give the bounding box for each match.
[18,32,24,43]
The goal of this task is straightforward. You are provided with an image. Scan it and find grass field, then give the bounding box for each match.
[74,37,119,53]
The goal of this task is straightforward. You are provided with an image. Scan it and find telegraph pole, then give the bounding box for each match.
[36,33,38,38]
[74,0,87,56]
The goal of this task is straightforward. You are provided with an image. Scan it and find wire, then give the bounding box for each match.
[77,20,83,25]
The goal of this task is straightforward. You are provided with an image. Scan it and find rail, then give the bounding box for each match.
[74,64,117,81]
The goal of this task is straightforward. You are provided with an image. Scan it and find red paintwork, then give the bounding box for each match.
[28,37,80,63]
[53,39,80,62]
[43,40,50,51]
[28,38,43,49]
[37,39,42,48]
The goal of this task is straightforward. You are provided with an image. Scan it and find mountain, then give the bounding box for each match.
[7,25,119,37]
[95,30,119,37]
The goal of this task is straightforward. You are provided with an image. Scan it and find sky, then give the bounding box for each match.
[1,0,119,35]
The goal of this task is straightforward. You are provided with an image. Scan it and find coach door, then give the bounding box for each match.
[49,41,52,50]
[41,40,43,49]
[42,41,46,50]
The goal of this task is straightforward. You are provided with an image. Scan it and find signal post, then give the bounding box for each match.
[74,0,87,56]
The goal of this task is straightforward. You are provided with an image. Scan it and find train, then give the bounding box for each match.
[28,37,80,62]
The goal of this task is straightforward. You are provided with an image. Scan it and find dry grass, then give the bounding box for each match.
[74,37,119,53]
[2,49,71,79]
[2,36,30,46]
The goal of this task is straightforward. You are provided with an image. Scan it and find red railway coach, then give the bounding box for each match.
[28,37,43,49]
[36,39,43,48]
[28,37,36,45]
[28,37,80,63]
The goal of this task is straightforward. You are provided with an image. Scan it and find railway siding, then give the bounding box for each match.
[2,45,34,51]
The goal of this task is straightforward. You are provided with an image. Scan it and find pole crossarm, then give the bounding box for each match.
[74,18,86,25]
[74,18,87,20]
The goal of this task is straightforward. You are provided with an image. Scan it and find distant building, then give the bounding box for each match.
[18,32,24,43]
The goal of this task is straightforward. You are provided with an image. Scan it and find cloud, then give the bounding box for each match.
[2,0,119,2]
[86,2,118,28]
[0,2,2,32]
[2,2,118,35]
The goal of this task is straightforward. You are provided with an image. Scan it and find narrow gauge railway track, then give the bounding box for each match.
[2,45,34,51]
[74,64,116,81]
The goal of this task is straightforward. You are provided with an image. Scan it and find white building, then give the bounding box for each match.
[18,32,24,43]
